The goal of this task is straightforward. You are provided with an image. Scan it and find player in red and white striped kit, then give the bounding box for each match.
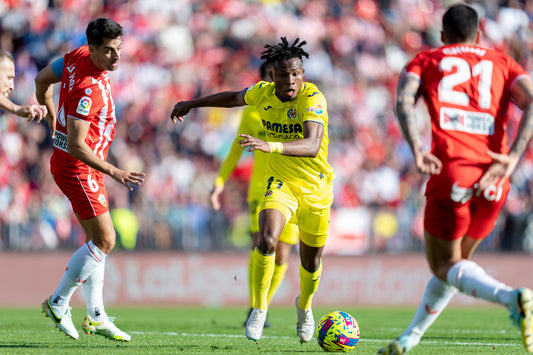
[35,18,144,342]
[379,3,533,354]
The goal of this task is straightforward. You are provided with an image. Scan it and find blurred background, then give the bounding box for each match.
[1,0,533,257]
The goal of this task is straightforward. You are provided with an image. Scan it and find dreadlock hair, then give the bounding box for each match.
[260,37,309,67]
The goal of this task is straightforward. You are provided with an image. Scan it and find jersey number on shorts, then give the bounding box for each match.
[266,176,283,190]
[87,174,99,193]
[438,57,493,109]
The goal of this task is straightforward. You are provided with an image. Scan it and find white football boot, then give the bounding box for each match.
[377,334,419,354]
[295,296,315,343]
[82,315,131,342]
[245,308,267,341]
[41,297,79,339]
[509,288,533,352]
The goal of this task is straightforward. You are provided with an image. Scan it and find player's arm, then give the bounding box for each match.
[479,76,533,189]
[211,133,246,210]
[238,120,323,157]
[0,95,47,122]
[35,60,62,138]
[170,89,247,123]
[395,73,442,175]
[67,117,145,190]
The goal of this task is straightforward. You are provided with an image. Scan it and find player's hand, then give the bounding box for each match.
[210,184,224,210]
[478,150,519,190]
[170,101,192,123]
[238,134,269,153]
[111,169,145,191]
[15,104,47,122]
[413,149,442,175]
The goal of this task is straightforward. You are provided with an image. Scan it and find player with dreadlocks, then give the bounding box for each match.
[171,37,334,343]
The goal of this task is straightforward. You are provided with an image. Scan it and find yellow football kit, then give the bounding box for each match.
[244,81,335,247]
[214,105,298,244]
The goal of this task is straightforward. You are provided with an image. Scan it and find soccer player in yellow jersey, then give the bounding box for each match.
[210,64,299,328]
[171,37,334,343]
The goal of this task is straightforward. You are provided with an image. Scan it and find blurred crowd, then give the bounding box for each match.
[1,0,533,253]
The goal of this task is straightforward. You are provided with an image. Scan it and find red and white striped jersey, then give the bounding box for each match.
[51,45,116,174]
[404,44,529,165]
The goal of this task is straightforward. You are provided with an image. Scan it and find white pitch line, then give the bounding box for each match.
[129,331,522,348]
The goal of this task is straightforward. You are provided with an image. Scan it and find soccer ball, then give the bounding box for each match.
[316,311,360,352]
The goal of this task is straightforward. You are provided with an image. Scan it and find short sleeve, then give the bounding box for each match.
[66,83,103,123]
[244,81,269,106]
[302,89,327,125]
[508,57,530,88]
[403,52,424,79]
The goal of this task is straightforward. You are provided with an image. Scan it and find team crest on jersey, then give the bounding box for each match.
[76,96,92,116]
[265,190,273,198]
[57,106,66,127]
[307,104,324,115]
[97,193,107,207]
[287,108,297,119]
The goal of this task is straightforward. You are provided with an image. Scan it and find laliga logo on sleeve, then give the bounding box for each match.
[307,104,324,115]
[76,96,92,116]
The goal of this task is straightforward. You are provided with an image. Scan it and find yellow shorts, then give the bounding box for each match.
[249,197,298,245]
[260,179,333,248]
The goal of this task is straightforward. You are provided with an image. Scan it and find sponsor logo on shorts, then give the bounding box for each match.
[76,96,92,116]
[450,182,474,204]
[451,181,503,203]
[264,190,273,197]
[98,193,107,207]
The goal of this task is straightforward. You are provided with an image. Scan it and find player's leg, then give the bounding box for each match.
[42,234,105,339]
[267,222,298,305]
[243,231,261,327]
[447,235,533,352]
[245,208,285,341]
[295,184,332,343]
[447,193,532,351]
[76,212,130,342]
[378,192,468,354]
[245,197,261,325]
[296,231,325,343]
[42,212,111,340]
[378,229,463,355]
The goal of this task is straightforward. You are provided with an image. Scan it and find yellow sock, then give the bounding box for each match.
[252,247,275,310]
[298,262,322,310]
[267,263,288,305]
[248,250,254,308]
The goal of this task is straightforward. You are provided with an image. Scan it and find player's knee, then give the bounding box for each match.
[258,233,277,254]
[91,231,116,254]
[300,257,320,273]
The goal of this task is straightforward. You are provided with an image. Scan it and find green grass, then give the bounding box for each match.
[0,305,527,354]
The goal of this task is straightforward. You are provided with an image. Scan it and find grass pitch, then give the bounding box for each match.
[0,305,526,354]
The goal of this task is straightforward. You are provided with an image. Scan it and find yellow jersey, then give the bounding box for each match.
[244,81,334,194]
[216,106,267,204]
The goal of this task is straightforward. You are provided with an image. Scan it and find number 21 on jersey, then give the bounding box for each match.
[438,57,493,109]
